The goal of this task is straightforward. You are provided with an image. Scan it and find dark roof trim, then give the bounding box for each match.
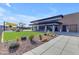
[31,15,63,23]
[30,22,62,25]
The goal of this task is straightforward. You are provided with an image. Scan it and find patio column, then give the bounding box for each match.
[32,25,36,31]
[59,25,62,32]
[37,25,39,31]
[32,26,33,31]
[67,26,69,32]
[45,26,47,32]
[33,26,35,31]
[52,25,55,32]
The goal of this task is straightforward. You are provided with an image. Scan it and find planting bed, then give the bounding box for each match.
[0,31,56,55]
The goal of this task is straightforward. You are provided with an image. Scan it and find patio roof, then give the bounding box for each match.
[31,15,63,23]
[30,21,62,25]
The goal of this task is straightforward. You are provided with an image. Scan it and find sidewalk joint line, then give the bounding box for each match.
[60,37,71,54]
[40,36,62,55]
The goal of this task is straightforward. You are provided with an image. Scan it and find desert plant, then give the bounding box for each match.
[44,31,50,36]
[9,42,20,53]
[16,38,19,42]
[29,35,37,44]
[29,35,34,41]
[39,35,42,40]
[47,30,50,35]
[44,33,47,36]
[21,36,27,41]
[48,32,56,37]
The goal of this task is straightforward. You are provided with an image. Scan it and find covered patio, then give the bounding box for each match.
[31,21,69,32]
[30,15,70,32]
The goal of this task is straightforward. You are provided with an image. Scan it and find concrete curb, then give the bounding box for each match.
[1,31,4,43]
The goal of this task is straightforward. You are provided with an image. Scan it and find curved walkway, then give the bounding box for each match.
[23,33,79,55]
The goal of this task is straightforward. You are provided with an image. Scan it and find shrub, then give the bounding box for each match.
[21,36,27,41]
[47,30,50,35]
[48,32,56,37]
[29,35,34,41]
[16,38,19,42]
[29,35,37,44]
[9,42,20,53]
[44,33,47,36]
[39,35,42,40]
[44,31,50,36]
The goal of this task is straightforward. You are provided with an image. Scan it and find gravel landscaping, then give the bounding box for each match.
[0,31,56,55]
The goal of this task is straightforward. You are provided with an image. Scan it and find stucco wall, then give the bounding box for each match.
[59,13,79,32]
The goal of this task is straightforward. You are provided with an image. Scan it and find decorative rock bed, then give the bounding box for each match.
[0,33,57,55]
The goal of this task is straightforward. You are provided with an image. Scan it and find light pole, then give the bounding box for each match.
[1,21,5,43]
[4,21,5,31]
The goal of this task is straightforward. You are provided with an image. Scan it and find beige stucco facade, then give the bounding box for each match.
[31,12,79,32]
[59,13,79,32]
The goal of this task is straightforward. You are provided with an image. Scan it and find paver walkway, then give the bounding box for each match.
[23,34,79,55]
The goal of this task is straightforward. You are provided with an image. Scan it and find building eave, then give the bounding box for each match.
[31,15,63,23]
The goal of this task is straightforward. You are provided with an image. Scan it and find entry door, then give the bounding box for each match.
[47,25,52,32]
[62,25,67,32]
[55,25,59,32]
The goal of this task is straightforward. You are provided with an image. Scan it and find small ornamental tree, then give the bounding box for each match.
[9,25,12,30]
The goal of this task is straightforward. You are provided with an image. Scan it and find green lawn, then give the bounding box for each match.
[3,31,44,42]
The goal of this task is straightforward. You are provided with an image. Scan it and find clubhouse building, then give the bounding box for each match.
[30,12,79,32]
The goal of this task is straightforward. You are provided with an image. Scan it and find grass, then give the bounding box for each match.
[3,31,44,42]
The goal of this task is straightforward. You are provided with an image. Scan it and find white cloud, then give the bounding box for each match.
[37,8,59,18]
[14,14,37,26]
[2,16,16,21]
[0,7,6,14]
[0,7,37,26]
[16,14,37,22]
[0,14,37,26]
[0,13,4,16]
[50,8,58,13]
[49,8,62,16]
[0,7,7,19]
[6,3,11,7]
[0,7,38,27]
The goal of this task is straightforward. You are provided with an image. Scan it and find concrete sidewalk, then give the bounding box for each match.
[23,35,79,55]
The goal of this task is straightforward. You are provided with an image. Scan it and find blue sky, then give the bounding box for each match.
[0,3,79,26]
